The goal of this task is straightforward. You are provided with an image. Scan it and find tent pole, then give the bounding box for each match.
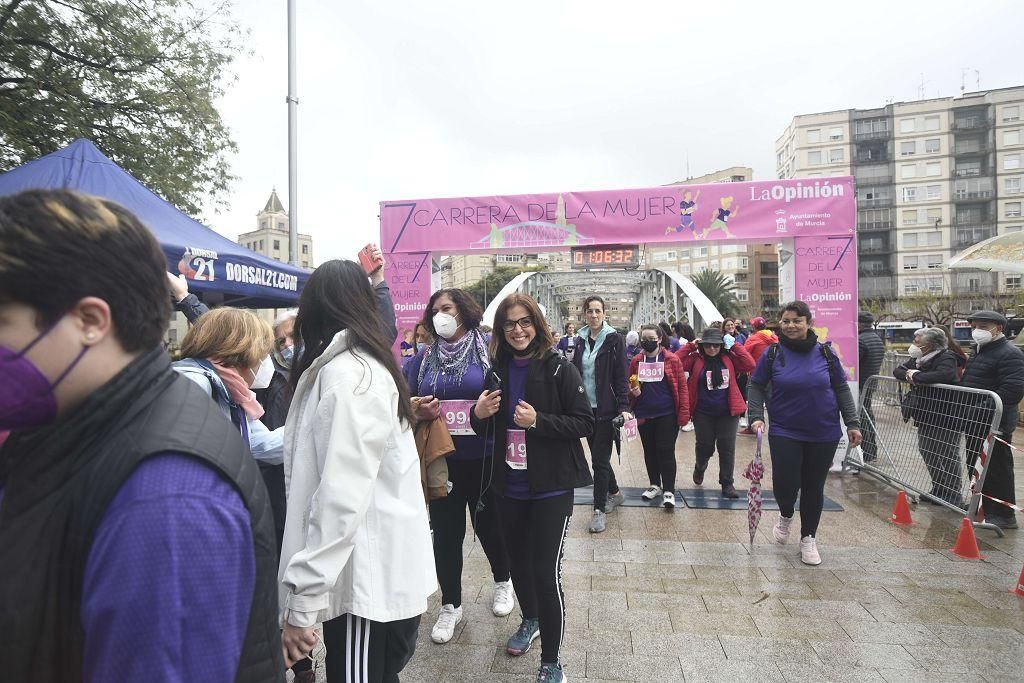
[286,0,299,266]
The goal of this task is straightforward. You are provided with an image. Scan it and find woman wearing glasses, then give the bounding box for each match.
[472,293,593,683]
[570,295,632,533]
[405,288,513,644]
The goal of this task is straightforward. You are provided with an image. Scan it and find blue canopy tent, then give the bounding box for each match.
[0,139,308,307]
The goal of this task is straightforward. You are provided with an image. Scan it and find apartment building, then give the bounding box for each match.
[647,167,781,316]
[438,251,568,289]
[776,85,1024,304]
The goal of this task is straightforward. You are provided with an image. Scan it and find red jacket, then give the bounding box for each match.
[628,351,691,426]
[744,329,779,363]
[677,341,756,417]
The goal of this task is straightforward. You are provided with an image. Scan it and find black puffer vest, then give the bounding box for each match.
[0,348,284,682]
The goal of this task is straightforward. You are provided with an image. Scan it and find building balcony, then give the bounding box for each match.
[854,129,891,141]
[953,223,996,249]
[953,143,992,156]
[859,245,892,255]
[857,196,894,209]
[954,168,990,178]
[858,220,894,232]
[952,116,993,131]
[953,189,994,202]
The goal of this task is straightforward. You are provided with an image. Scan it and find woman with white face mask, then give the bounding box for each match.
[172,308,284,466]
[405,288,513,644]
[894,328,961,505]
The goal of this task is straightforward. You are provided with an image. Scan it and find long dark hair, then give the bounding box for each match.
[291,260,414,425]
[658,321,675,349]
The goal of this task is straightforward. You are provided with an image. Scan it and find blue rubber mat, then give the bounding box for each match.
[571,486,843,511]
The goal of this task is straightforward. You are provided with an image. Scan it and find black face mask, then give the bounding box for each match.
[640,339,660,353]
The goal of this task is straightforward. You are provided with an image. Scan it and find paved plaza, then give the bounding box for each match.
[396,430,1024,682]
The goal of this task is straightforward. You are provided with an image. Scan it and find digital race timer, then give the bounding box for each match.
[569,245,641,270]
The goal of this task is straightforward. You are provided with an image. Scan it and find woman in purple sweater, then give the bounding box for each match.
[747,301,861,566]
[406,288,512,644]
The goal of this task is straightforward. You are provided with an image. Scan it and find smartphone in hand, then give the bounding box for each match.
[358,243,385,275]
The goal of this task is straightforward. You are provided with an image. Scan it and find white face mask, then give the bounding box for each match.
[972,328,994,347]
[907,344,923,359]
[433,312,460,340]
[250,355,275,389]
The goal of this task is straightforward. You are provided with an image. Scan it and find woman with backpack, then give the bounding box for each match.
[471,293,594,683]
[628,324,691,508]
[747,301,861,566]
[678,327,755,499]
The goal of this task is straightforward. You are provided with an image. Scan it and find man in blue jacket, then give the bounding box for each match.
[961,310,1024,530]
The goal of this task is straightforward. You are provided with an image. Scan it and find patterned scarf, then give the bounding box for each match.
[418,328,490,390]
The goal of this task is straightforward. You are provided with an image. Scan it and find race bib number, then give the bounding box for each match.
[706,368,730,390]
[638,361,665,382]
[506,429,528,470]
[441,400,474,436]
[622,418,639,443]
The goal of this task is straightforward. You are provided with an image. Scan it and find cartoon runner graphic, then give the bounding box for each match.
[665,189,701,236]
[700,196,739,239]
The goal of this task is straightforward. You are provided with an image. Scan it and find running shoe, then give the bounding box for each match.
[588,509,606,534]
[506,617,541,656]
[537,662,566,682]
[430,604,463,644]
[722,484,739,499]
[799,535,822,565]
[492,580,515,617]
[605,490,625,513]
[662,491,676,509]
[641,485,663,501]
[773,514,793,544]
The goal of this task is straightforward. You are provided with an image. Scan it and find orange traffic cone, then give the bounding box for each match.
[1012,564,1024,598]
[889,491,913,526]
[950,517,983,560]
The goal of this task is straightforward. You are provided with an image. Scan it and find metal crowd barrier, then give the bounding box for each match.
[846,374,1005,537]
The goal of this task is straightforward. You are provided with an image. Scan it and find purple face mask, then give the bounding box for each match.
[0,322,88,431]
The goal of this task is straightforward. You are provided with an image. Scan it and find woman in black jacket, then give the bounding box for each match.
[471,293,593,683]
[894,327,961,505]
[570,295,632,533]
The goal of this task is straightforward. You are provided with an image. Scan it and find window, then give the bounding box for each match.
[679,249,689,258]
[260,220,267,229]
[496,253,519,263]
[736,290,749,302]
[807,150,822,165]
[904,233,919,248]
[903,256,919,270]
[904,282,920,294]
[924,115,940,131]
[903,209,918,225]
[1005,105,1021,122]
[925,138,940,154]
[302,244,309,255]
[665,251,676,260]
[899,118,915,133]
[1006,130,1022,146]
[777,151,784,166]
[900,141,916,156]
[925,162,941,177]
[654,252,668,262]
[926,185,941,200]
[272,239,280,251]
[680,264,690,275]
[829,148,844,163]
[927,231,942,246]
[829,127,843,141]
[901,164,917,179]
[739,257,749,269]
[903,187,918,202]
[1008,202,1023,218]
[258,239,263,250]
[1006,154,1022,170]
[926,254,943,270]
[1007,275,1022,290]
[807,128,821,143]
[695,247,708,257]
[277,222,285,231]
[302,260,309,268]
[1007,226,1023,233]
[1007,178,1022,194]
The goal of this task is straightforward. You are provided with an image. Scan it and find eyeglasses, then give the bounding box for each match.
[502,317,534,332]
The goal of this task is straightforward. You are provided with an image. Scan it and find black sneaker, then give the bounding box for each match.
[722,484,739,499]
[693,464,705,486]
[988,514,1019,530]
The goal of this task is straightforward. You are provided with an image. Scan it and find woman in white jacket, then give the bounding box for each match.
[279,260,435,682]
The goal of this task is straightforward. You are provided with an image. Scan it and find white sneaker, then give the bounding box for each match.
[773,514,793,544]
[829,463,843,473]
[492,580,515,617]
[430,604,463,643]
[641,485,663,501]
[681,422,694,432]
[662,491,676,509]
[739,417,748,428]
[799,535,822,566]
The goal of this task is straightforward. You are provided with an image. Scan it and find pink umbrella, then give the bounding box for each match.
[742,428,765,547]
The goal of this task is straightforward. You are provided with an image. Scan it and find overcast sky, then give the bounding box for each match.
[206,0,1024,262]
